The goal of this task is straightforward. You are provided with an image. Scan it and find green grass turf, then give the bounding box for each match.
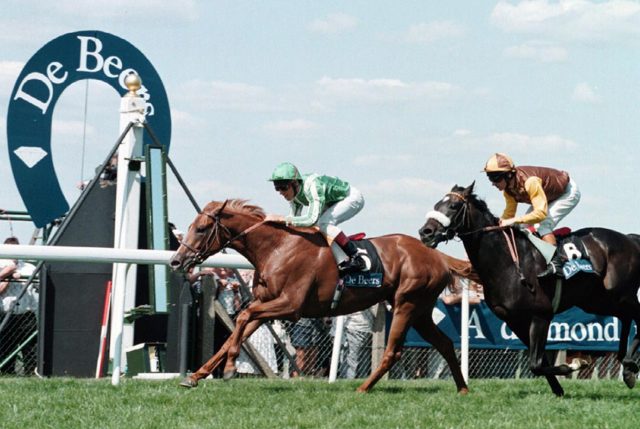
[0,377,636,429]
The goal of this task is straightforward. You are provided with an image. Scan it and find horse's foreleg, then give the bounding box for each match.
[508,318,565,397]
[528,316,575,377]
[412,316,468,394]
[179,319,264,388]
[357,302,413,393]
[223,296,298,380]
[180,343,230,388]
[222,319,265,380]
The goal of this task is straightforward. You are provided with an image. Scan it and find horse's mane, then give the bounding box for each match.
[450,185,498,224]
[215,199,266,220]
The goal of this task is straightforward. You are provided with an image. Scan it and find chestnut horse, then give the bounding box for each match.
[170,199,477,393]
[419,183,640,396]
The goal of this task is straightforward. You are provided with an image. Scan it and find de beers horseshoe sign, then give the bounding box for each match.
[7,30,172,227]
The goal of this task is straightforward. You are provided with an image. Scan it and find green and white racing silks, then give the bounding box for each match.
[285,173,351,227]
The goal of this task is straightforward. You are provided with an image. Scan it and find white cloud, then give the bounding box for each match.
[177,80,282,112]
[263,119,318,133]
[491,0,640,42]
[53,0,198,21]
[452,129,472,137]
[171,109,201,128]
[487,132,578,150]
[504,41,568,62]
[308,13,357,34]
[0,61,24,98]
[183,179,245,203]
[363,177,452,198]
[353,154,412,167]
[572,82,600,103]
[403,21,465,44]
[315,77,462,104]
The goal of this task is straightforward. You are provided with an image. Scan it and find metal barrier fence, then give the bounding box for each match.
[0,268,625,381]
[210,273,624,382]
[0,278,39,377]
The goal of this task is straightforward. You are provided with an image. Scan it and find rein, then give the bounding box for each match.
[181,204,266,263]
[443,192,525,284]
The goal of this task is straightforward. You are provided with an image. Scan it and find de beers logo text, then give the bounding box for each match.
[7,30,172,227]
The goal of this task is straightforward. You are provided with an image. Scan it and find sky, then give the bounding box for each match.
[1,0,640,259]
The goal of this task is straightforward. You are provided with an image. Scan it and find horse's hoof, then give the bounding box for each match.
[223,369,236,381]
[623,359,639,374]
[623,371,637,389]
[179,377,198,388]
[355,387,369,394]
[458,387,469,395]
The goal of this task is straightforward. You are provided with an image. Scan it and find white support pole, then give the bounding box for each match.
[460,278,470,383]
[110,74,146,385]
[329,316,345,382]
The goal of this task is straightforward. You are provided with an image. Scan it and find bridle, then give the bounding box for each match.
[431,191,526,287]
[432,192,507,241]
[179,200,265,264]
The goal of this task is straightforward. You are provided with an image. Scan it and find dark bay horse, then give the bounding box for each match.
[170,199,477,393]
[418,182,640,396]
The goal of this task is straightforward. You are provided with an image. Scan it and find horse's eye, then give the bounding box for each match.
[450,202,463,210]
[195,226,207,234]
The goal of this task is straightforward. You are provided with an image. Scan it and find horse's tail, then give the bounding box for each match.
[439,252,482,284]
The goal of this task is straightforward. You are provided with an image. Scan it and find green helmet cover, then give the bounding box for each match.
[269,162,301,181]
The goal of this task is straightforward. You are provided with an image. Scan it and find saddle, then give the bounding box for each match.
[330,234,384,310]
[526,226,595,279]
[340,234,384,286]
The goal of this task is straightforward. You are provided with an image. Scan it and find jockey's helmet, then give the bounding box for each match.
[269,162,301,181]
[484,153,515,173]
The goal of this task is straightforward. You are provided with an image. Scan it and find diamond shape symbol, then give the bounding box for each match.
[14,146,48,168]
[432,306,446,325]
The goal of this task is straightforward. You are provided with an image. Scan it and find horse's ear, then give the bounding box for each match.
[216,199,229,215]
[464,181,475,196]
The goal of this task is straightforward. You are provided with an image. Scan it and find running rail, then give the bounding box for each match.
[0,244,253,269]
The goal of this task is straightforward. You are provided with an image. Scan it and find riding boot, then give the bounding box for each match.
[537,252,565,278]
[334,233,366,272]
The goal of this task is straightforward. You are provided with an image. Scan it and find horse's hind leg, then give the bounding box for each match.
[411,317,468,394]
[356,302,414,393]
[621,319,640,389]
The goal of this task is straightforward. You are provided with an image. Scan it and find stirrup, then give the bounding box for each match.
[338,255,366,272]
[537,260,563,279]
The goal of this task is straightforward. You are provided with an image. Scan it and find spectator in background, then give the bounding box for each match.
[288,318,331,377]
[339,306,376,379]
[0,236,38,375]
[213,268,241,317]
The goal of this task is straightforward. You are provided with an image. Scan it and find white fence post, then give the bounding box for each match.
[110,74,146,385]
[461,278,469,383]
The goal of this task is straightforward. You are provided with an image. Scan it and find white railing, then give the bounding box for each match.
[0,244,252,269]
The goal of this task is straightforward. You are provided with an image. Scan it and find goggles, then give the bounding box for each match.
[487,172,507,183]
[273,181,291,192]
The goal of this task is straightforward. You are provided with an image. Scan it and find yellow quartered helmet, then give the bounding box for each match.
[484,153,515,173]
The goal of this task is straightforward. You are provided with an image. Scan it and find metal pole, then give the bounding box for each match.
[461,278,469,383]
[329,316,345,382]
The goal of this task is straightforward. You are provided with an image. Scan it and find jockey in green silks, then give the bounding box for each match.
[264,162,367,272]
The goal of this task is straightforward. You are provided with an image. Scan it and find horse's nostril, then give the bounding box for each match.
[420,228,433,236]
